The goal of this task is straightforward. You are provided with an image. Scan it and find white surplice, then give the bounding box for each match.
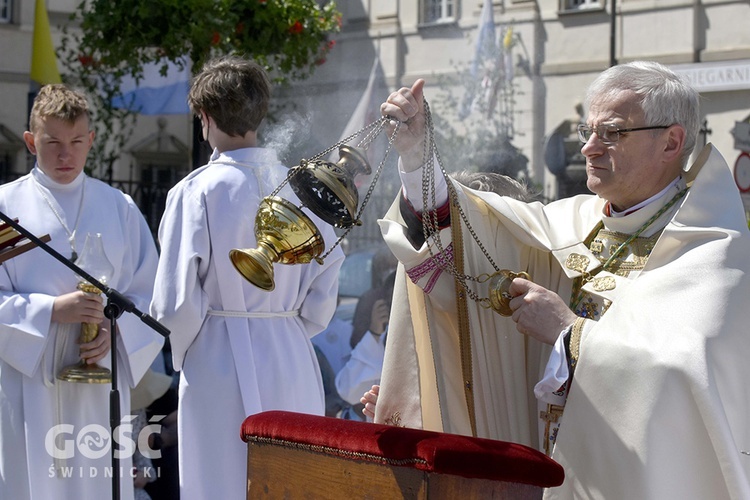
[376,144,750,499]
[0,167,163,500]
[150,148,344,500]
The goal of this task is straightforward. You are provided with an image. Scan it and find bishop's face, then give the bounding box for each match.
[581,90,678,212]
[23,115,94,185]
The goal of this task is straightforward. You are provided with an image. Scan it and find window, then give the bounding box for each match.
[0,0,12,24]
[562,0,601,10]
[423,0,456,24]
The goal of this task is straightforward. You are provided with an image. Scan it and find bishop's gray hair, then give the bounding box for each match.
[585,61,700,165]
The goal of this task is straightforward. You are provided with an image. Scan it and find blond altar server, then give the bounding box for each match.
[150,56,344,500]
[375,62,750,499]
[0,85,162,499]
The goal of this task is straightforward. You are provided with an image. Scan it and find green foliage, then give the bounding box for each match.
[61,0,341,82]
[56,0,342,176]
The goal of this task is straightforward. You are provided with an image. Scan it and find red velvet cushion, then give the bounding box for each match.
[241,410,564,488]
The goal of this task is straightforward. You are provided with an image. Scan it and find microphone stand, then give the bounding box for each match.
[0,210,169,500]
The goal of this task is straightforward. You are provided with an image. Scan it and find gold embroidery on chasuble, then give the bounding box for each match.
[540,404,565,456]
[591,229,658,276]
[565,253,590,274]
[543,229,660,455]
[572,229,659,318]
[385,412,403,427]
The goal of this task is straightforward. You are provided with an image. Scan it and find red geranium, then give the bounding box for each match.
[289,21,303,34]
[78,54,95,67]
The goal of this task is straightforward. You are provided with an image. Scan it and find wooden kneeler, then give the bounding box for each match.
[241,410,564,499]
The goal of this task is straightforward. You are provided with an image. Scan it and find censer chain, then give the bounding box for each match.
[309,117,389,162]
[419,98,501,306]
[315,121,402,263]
